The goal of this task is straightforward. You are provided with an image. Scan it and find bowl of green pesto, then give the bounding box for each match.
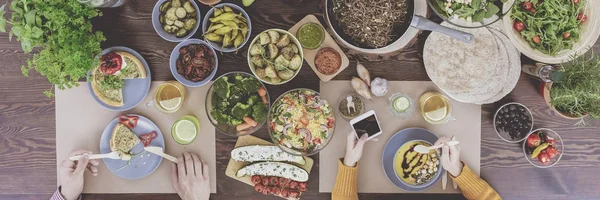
[297,22,325,49]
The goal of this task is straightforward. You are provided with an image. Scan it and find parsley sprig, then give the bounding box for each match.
[0,0,105,97]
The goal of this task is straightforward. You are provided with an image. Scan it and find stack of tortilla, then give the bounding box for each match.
[423,22,521,105]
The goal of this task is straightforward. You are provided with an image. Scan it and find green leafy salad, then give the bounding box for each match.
[210,73,269,128]
[434,0,506,22]
[511,0,587,55]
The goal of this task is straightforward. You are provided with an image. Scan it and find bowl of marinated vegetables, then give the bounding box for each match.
[206,72,270,136]
[428,0,515,28]
[523,128,563,168]
[503,0,600,64]
[152,0,201,42]
[202,3,251,53]
[170,39,218,87]
[248,29,304,85]
[268,89,335,156]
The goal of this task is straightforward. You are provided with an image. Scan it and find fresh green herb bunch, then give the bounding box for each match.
[0,0,105,97]
[435,0,507,23]
[511,0,586,56]
[550,52,600,119]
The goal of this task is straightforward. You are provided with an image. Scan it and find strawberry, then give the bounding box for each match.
[527,133,541,148]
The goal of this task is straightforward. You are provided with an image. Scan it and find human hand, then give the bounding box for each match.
[59,149,99,200]
[171,152,210,200]
[435,136,463,177]
[343,132,369,167]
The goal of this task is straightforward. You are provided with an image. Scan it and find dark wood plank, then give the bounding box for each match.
[0,0,599,199]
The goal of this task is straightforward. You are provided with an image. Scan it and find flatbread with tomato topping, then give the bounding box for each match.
[91,51,147,107]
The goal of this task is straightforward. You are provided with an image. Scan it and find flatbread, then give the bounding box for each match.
[424,22,499,93]
[90,51,147,107]
[446,26,508,104]
[481,27,521,104]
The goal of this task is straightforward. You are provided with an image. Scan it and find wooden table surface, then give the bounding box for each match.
[1,0,599,200]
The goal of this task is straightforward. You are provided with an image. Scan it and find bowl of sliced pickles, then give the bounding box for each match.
[248,29,304,85]
[202,3,252,53]
[152,0,201,42]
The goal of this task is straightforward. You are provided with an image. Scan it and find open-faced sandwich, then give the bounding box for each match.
[91,51,147,107]
[110,123,141,161]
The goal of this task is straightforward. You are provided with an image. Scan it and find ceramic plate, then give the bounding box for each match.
[170,39,218,87]
[99,114,165,180]
[87,46,152,111]
[202,3,252,52]
[382,127,444,191]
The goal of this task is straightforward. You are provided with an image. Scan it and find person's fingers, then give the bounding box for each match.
[60,160,74,173]
[171,163,181,193]
[184,153,194,177]
[346,132,355,151]
[441,145,450,161]
[177,155,186,182]
[74,154,90,174]
[202,160,210,181]
[434,136,450,146]
[191,154,201,177]
[449,145,461,163]
[88,158,100,166]
[87,165,99,176]
[371,137,379,142]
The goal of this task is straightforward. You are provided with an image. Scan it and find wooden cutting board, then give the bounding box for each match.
[288,14,350,82]
[225,135,314,199]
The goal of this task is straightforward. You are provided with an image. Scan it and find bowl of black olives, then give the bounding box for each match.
[493,102,534,143]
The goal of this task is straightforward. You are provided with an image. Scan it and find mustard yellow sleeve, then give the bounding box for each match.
[331,159,359,200]
[452,164,502,200]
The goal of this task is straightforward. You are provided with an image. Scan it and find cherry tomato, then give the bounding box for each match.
[251,176,262,185]
[261,186,270,195]
[254,184,265,193]
[289,191,300,198]
[269,176,279,186]
[289,181,299,189]
[578,13,587,23]
[521,2,533,11]
[279,177,290,188]
[563,32,571,39]
[271,187,282,196]
[298,182,308,192]
[573,0,580,4]
[261,177,270,186]
[281,189,290,198]
[532,35,541,44]
[513,21,525,32]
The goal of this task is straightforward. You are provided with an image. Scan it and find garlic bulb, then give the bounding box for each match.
[370,77,389,97]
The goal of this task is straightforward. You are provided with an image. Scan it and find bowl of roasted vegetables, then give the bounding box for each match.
[206,72,270,137]
[152,0,201,42]
[248,29,304,85]
[268,89,335,156]
[202,3,251,53]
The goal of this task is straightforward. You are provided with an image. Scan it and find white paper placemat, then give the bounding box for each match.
[319,81,481,193]
[56,81,216,193]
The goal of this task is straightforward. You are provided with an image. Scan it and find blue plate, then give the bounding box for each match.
[152,0,201,42]
[202,3,252,52]
[87,46,151,111]
[170,39,218,87]
[99,114,165,180]
[382,127,444,191]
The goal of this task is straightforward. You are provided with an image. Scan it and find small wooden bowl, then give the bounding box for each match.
[541,82,587,120]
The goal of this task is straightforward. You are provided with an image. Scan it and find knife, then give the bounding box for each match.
[144,146,178,163]
[442,171,448,190]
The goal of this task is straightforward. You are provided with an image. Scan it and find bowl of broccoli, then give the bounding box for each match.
[205,71,270,136]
